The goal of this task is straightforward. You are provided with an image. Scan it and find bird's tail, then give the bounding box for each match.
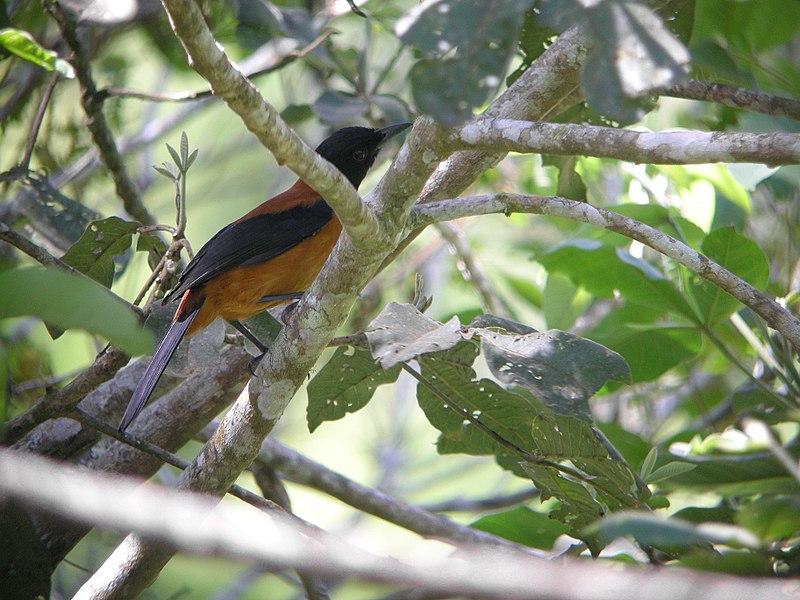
[118,303,200,432]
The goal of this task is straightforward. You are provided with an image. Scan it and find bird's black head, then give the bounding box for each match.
[314,123,411,188]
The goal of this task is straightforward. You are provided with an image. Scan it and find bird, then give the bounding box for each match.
[118,122,412,432]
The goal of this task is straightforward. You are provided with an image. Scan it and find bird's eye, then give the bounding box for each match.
[352,149,368,162]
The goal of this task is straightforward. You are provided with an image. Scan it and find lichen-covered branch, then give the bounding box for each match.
[159,0,381,244]
[46,1,156,225]
[660,80,800,122]
[453,118,800,166]
[409,193,800,352]
[0,449,786,600]
[79,24,590,597]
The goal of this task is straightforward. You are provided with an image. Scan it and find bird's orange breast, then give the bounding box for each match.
[186,217,341,335]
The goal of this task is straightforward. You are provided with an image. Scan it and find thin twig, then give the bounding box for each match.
[96,31,333,104]
[70,407,313,524]
[420,488,539,513]
[742,418,800,486]
[435,222,510,317]
[46,1,156,225]
[659,80,800,122]
[410,193,800,353]
[0,73,59,182]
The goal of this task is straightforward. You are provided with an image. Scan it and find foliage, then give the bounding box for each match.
[1,0,800,597]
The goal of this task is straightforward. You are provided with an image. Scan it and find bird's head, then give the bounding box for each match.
[314,123,412,188]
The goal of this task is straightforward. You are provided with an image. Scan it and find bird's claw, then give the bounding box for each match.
[280,300,300,325]
[248,352,266,376]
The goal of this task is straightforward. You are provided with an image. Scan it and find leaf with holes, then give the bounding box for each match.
[61,217,140,288]
[688,227,769,326]
[307,347,401,432]
[365,302,466,369]
[478,328,630,420]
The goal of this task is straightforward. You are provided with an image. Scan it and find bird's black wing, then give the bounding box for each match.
[164,200,333,302]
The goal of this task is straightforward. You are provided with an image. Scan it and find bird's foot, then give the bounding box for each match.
[248,351,266,376]
[280,300,300,325]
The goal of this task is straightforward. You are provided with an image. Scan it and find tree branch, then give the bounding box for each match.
[46,1,156,225]
[659,80,800,122]
[198,426,524,550]
[434,222,510,317]
[159,0,381,244]
[96,31,332,104]
[409,193,800,352]
[0,449,786,600]
[81,25,590,596]
[452,118,800,166]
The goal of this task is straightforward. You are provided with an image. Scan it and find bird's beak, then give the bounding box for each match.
[377,122,412,145]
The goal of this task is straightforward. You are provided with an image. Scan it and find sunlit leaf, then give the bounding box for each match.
[0,267,152,355]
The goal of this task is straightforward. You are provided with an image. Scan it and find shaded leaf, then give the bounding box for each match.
[688,227,769,325]
[0,267,152,355]
[313,90,369,126]
[735,496,800,542]
[61,217,139,288]
[136,232,167,271]
[587,511,760,551]
[398,0,533,125]
[538,240,695,319]
[479,328,630,420]
[540,0,689,122]
[645,461,696,484]
[307,347,401,432]
[471,506,567,550]
[606,326,701,382]
[280,104,314,125]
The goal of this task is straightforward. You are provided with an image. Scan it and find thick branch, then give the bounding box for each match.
[410,194,800,352]
[0,449,786,600]
[47,1,155,225]
[453,118,800,166]
[660,80,800,122]
[159,0,381,244]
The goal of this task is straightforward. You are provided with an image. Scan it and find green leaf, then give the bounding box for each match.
[398,0,533,125]
[306,347,401,432]
[645,461,696,484]
[606,327,701,382]
[479,327,630,420]
[471,507,567,550]
[0,267,152,355]
[542,273,580,330]
[365,302,465,369]
[587,511,760,551]
[280,104,313,125]
[688,227,769,325]
[0,28,74,77]
[136,232,167,271]
[678,549,773,576]
[166,144,181,170]
[538,240,695,319]
[735,496,800,542]
[639,447,658,480]
[60,217,140,288]
[596,422,651,473]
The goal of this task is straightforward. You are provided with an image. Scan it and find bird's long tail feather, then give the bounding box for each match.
[118,305,199,432]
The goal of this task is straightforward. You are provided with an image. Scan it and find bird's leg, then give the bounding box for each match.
[229,320,270,375]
